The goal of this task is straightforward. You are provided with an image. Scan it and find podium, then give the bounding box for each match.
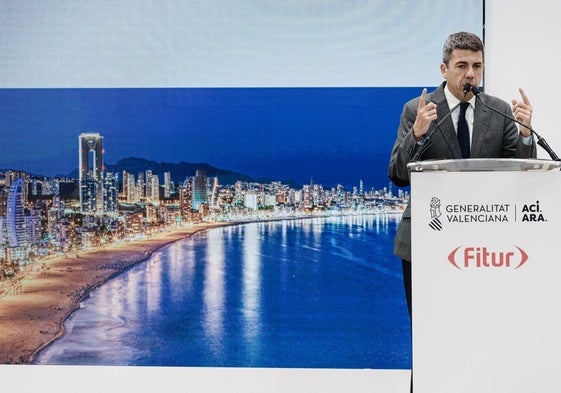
[408,158,561,393]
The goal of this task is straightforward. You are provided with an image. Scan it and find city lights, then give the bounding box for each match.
[0,133,408,276]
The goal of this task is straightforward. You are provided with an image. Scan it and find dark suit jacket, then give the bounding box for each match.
[388,82,536,261]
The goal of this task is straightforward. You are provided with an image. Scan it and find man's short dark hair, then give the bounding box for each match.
[442,32,484,65]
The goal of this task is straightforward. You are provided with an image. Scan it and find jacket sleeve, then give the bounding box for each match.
[387,99,421,187]
[515,133,537,159]
[491,96,537,159]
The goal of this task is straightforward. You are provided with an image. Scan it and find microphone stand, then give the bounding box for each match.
[472,87,560,161]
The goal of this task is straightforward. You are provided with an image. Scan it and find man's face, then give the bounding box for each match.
[440,49,484,100]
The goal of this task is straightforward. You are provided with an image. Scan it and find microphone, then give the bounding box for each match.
[470,86,560,161]
[411,83,471,161]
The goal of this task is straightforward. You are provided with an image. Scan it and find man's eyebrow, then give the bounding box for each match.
[455,60,483,66]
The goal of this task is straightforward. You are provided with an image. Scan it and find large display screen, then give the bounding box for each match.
[0,1,483,391]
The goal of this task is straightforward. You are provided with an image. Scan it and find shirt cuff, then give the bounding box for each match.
[521,134,533,145]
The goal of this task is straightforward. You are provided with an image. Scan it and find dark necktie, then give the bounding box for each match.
[457,101,470,158]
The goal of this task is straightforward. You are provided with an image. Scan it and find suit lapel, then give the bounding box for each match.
[432,86,463,159]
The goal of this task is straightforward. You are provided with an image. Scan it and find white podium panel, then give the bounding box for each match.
[410,161,561,393]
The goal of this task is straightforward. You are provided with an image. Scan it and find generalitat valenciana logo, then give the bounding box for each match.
[447,245,529,270]
[429,197,443,231]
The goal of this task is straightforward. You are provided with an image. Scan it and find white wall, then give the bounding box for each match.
[486,1,560,159]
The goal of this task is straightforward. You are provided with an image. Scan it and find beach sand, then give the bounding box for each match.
[0,222,229,364]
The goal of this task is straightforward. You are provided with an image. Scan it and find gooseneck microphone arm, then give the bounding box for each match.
[411,83,471,161]
[470,86,560,161]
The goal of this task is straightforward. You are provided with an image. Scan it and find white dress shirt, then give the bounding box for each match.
[444,83,533,146]
[444,84,475,145]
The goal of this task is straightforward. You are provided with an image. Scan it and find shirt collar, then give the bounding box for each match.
[444,83,476,109]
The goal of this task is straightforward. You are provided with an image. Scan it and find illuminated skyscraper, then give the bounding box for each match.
[164,172,171,199]
[144,170,160,203]
[302,184,312,209]
[6,178,26,247]
[103,172,119,213]
[122,170,138,202]
[179,179,192,220]
[0,188,7,217]
[145,170,153,201]
[137,172,145,200]
[191,170,208,211]
[79,133,104,213]
[208,176,218,208]
[150,174,160,203]
[80,174,97,213]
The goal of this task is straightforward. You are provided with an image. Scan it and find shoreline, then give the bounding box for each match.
[0,212,400,365]
[0,222,232,364]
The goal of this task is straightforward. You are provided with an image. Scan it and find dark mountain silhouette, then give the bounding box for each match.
[4,157,302,189]
[65,157,302,187]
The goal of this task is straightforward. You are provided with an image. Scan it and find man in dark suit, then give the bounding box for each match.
[388,31,536,318]
[388,31,537,392]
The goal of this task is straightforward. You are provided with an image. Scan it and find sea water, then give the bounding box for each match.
[34,215,410,369]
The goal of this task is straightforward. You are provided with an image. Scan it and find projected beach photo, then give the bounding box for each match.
[0,0,483,372]
[0,87,411,367]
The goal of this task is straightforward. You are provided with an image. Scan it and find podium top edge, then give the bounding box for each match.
[407,158,561,173]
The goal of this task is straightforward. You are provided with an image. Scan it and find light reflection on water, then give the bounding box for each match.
[203,228,226,356]
[146,252,163,315]
[241,223,262,361]
[34,214,409,368]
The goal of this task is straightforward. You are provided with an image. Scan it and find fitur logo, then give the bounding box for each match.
[447,245,529,270]
[429,197,442,231]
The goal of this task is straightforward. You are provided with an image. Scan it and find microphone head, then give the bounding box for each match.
[470,85,480,96]
[462,83,472,95]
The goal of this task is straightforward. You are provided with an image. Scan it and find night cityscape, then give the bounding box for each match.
[0,131,408,281]
[0,2,486,390]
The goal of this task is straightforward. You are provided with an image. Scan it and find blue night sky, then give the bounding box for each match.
[0,1,482,191]
[0,87,423,190]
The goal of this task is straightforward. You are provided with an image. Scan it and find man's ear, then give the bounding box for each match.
[440,63,447,79]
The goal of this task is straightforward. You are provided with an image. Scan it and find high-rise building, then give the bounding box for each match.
[103,172,119,213]
[6,178,26,247]
[208,176,218,208]
[0,217,6,245]
[80,174,97,213]
[122,170,138,203]
[145,170,153,201]
[79,133,104,213]
[302,184,312,209]
[25,215,42,245]
[121,170,130,200]
[191,170,208,211]
[31,178,59,196]
[3,171,29,205]
[127,172,137,202]
[144,170,160,203]
[150,174,160,203]
[179,180,192,220]
[164,172,171,199]
[137,172,145,200]
[47,195,64,238]
[234,181,244,206]
[0,188,7,217]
